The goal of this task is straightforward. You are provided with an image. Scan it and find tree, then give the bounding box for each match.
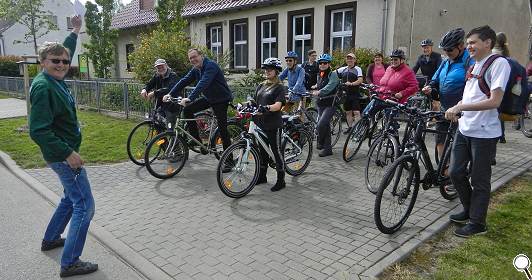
[0,0,58,55]
[83,0,118,78]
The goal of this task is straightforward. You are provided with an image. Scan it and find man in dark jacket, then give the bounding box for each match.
[141,58,179,123]
[412,39,442,83]
[164,48,233,152]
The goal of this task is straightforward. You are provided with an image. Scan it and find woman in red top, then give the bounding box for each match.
[378,49,419,104]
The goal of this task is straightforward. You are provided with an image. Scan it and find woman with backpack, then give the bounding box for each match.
[492,32,510,143]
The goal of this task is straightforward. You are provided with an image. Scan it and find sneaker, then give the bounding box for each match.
[454,223,487,238]
[499,137,506,143]
[41,238,65,251]
[60,260,98,277]
[319,150,333,157]
[449,211,469,224]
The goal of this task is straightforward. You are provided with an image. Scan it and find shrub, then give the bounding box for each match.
[0,55,22,77]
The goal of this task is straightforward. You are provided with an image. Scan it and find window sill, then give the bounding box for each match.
[227,68,249,74]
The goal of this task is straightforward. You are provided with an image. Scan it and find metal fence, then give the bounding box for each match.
[0,76,254,119]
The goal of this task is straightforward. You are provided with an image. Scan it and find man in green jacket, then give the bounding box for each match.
[29,15,98,277]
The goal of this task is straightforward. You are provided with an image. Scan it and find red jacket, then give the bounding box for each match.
[378,63,419,104]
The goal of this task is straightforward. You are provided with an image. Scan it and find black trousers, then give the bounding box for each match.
[449,131,498,225]
[183,97,231,150]
[258,128,284,172]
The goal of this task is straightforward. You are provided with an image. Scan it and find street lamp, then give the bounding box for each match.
[16,55,39,126]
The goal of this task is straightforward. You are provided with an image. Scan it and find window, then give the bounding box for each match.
[288,9,313,61]
[66,17,73,30]
[256,14,278,68]
[125,44,135,72]
[207,25,223,62]
[230,19,248,69]
[324,3,356,52]
[48,15,58,27]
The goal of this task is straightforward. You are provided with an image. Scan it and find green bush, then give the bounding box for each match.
[330,48,389,74]
[0,55,22,77]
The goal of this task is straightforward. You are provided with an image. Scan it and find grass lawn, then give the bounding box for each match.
[0,109,139,168]
[0,91,12,99]
[381,171,532,280]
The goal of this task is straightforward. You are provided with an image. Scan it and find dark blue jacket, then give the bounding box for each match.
[430,50,474,110]
[169,58,233,104]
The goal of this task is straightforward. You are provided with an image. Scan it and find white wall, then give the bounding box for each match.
[1,0,86,66]
[115,29,143,79]
[188,0,385,70]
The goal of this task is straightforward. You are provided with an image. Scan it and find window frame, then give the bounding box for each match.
[287,8,314,61]
[125,43,135,72]
[229,18,249,70]
[255,14,278,69]
[206,22,223,62]
[324,2,357,53]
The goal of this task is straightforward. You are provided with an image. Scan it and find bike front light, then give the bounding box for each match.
[145,112,150,119]
[167,122,172,129]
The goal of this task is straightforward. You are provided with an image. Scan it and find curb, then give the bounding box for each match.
[0,151,173,280]
[359,159,532,279]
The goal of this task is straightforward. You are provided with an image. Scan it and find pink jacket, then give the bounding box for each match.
[378,64,419,104]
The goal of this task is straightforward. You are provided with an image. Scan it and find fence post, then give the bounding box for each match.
[123,82,129,119]
[96,80,101,112]
[74,80,79,109]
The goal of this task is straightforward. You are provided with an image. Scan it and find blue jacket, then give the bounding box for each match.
[279,65,306,94]
[431,50,474,110]
[169,58,233,104]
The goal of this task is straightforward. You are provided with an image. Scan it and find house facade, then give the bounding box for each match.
[111,0,531,79]
[0,0,87,66]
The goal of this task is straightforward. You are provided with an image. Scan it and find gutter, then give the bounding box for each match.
[380,0,388,53]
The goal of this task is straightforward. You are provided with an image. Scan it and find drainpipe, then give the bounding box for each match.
[380,0,388,53]
[408,0,416,63]
[0,34,4,56]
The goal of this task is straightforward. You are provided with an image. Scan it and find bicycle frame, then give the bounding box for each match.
[169,112,218,153]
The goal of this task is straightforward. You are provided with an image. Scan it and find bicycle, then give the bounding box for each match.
[143,97,243,179]
[516,95,532,138]
[342,84,395,162]
[216,103,313,198]
[373,100,459,234]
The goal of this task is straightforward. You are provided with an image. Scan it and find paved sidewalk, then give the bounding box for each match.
[0,163,145,280]
[21,127,532,280]
[0,98,27,119]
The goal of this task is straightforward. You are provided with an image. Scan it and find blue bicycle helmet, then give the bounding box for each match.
[317,53,332,63]
[285,51,299,60]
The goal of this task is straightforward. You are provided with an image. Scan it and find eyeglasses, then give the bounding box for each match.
[48,58,71,65]
[443,47,456,52]
[285,59,294,62]
[319,62,329,65]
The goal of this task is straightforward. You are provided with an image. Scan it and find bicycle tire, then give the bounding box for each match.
[520,100,532,138]
[216,141,260,198]
[342,118,370,162]
[365,134,399,194]
[282,128,313,176]
[210,120,244,160]
[368,112,384,148]
[188,111,216,154]
[374,155,420,234]
[330,110,343,147]
[144,132,188,179]
[438,143,458,200]
[306,107,319,140]
[126,120,161,166]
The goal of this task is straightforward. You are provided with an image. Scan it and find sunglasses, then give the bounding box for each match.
[285,59,294,62]
[49,58,71,65]
[319,62,329,65]
[443,47,456,52]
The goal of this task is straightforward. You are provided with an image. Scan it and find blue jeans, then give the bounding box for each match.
[44,162,95,268]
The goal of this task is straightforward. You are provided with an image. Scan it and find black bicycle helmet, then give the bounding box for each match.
[439,28,465,49]
[261,57,282,72]
[420,39,433,46]
[390,49,405,59]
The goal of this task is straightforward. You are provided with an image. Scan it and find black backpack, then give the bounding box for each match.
[466,54,530,121]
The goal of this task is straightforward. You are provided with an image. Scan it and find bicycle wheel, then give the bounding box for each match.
[365,134,399,194]
[282,128,313,176]
[188,111,216,154]
[374,155,420,234]
[438,143,458,200]
[520,99,532,138]
[342,118,370,162]
[368,112,384,148]
[305,108,319,140]
[210,120,244,159]
[217,141,260,198]
[144,132,188,179]
[126,120,161,166]
[330,110,343,147]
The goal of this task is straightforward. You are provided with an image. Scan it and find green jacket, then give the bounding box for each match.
[29,33,79,163]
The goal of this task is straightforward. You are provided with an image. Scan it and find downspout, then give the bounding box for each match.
[380,0,388,53]
[0,34,4,56]
[408,0,416,63]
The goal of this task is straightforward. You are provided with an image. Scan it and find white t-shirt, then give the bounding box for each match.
[459,54,511,138]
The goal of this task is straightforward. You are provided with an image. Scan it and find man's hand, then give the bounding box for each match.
[311,85,317,90]
[66,151,84,169]
[445,105,461,122]
[162,94,172,102]
[179,98,190,106]
[147,91,155,98]
[421,85,432,95]
[394,92,403,99]
[311,90,320,96]
[71,15,82,34]
[140,89,148,99]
